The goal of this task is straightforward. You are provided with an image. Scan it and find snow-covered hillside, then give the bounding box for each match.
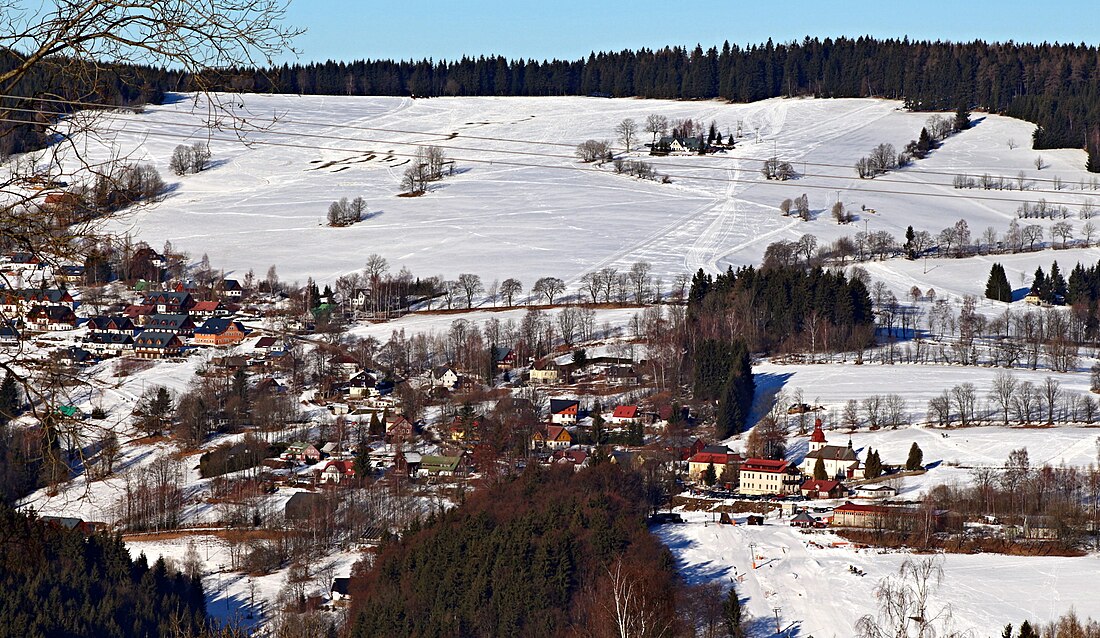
[46,94,1097,290]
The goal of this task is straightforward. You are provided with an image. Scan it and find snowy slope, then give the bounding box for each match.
[40,93,1097,290]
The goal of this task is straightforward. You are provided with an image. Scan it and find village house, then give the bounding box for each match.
[322,460,356,483]
[738,458,803,496]
[191,300,230,319]
[667,436,707,462]
[385,415,415,442]
[59,265,85,283]
[281,442,322,463]
[193,317,248,347]
[84,332,135,356]
[27,305,77,331]
[86,316,137,335]
[0,323,19,345]
[218,278,244,299]
[609,404,640,425]
[132,330,183,359]
[799,419,863,480]
[800,478,846,500]
[492,346,515,371]
[531,425,572,450]
[549,398,580,425]
[429,366,460,389]
[853,484,899,499]
[831,502,948,531]
[146,313,196,337]
[123,304,156,325]
[687,451,741,483]
[528,362,560,385]
[143,291,195,314]
[419,454,466,477]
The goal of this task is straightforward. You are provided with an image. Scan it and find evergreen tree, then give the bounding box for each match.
[916,127,933,155]
[354,446,372,480]
[864,448,882,479]
[954,106,971,132]
[813,457,828,481]
[1031,266,1049,300]
[703,462,717,486]
[905,225,916,259]
[0,373,20,425]
[715,342,755,439]
[985,263,1012,302]
[723,585,745,638]
[1050,261,1067,303]
[905,442,924,471]
[1001,624,1013,638]
[1019,621,1037,638]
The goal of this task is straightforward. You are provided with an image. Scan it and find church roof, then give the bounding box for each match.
[805,445,858,462]
[809,418,826,443]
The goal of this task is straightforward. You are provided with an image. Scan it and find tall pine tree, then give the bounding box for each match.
[985,263,1012,302]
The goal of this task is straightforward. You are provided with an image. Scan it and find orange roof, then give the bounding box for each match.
[546,426,571,441]
[801,479,840,491]
[612,405,638,419]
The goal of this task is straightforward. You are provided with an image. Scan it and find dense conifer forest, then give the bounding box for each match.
[0,505,210,638]
[233,37,1100,165]
[5,37,1100,167]
[347,464,682,638]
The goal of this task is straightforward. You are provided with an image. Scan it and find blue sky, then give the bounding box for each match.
[281,0,1100,64]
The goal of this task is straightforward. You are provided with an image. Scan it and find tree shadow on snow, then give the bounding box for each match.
[746,372,793,429]
[1011,287,1031,302]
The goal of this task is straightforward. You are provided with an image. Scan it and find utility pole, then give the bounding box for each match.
[773,607,782,635]
[749,542,758,569]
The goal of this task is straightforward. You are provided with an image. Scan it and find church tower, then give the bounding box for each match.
[809,418,827,453]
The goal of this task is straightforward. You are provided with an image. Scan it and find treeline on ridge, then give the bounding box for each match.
[229,37,1100,165]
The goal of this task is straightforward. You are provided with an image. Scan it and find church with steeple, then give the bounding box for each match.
[799,418,863,480]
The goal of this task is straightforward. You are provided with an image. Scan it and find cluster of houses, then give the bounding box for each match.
[0,275,253,362]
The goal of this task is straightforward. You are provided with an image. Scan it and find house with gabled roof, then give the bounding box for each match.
[610,404,640,425]
[193,317,248,347]
[419,454,466,477]
[123,304,156,325]
[531,425,572,450]
[87,316,136,335]
[429,366,459,389]
[0,322,19,344]
[143,291,195,314]
[0,288,75,317]
[85,332,134,355]
[322,460,356,483]
[27,305,77,331]
[800,478,845,500]
[146,313,196,336]
[549,398,580,425]
[191,300,230,318]
[133,330,183,359]
[281,442,321,463]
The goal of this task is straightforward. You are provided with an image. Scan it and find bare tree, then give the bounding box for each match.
[1034,155,1045,170]
[533,277,566,305]
[856,557,964,638]
[644,114,668,145]
[576,139,611,163]
[628,261,651,304]
[500,278,523,306]
[615,118,638,153]
[989,371,1018,425]
[456,273,483,309]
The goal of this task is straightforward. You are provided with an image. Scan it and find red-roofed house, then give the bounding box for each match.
[549,399,579,425]
[687,451,741,483]
[738,458,803,496]
[800,479,845,499]
[609,404,640,425]
[322,460,356,483]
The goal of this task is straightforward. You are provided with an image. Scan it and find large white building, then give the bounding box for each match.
[799,419,862,480]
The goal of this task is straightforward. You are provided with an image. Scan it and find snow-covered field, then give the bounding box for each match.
[41,93,1098,291]
[657,512,1100,638]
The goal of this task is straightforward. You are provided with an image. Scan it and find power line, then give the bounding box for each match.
[3,92,1095,189]
[0,112,1097,209]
